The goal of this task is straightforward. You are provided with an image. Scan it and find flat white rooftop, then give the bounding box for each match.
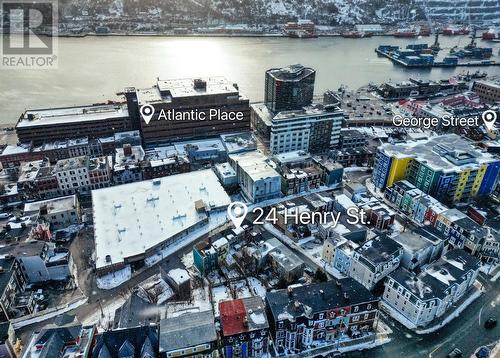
[24,195,78,216]
[230,151,280,182]
[136,77,245,105]
[92,169,231,270]
[17,104,129,128]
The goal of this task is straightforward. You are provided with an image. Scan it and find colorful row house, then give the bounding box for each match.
[265,279,379,355]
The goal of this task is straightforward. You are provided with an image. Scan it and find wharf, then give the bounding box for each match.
[375,48,500,68]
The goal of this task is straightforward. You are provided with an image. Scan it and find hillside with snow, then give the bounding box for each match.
[59,0,499,25]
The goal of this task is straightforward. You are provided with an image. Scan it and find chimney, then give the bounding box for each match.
[287,286,293,298]
[123,144,132,156]
[293,300,300,311]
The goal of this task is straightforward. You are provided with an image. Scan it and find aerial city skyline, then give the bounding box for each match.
[0,1,499,357]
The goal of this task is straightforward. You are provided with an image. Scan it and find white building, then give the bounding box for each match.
[54,155,112,195]
[229,151,281,203]
[92,169,231,274]
[113,144,145,185]
[214,162,238,187]
[383,249,480,328]
[349,236,403,290]
[252,103,343,154]
[23,195,80,230]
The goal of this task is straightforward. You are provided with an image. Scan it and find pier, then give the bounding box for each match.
[375,47,500,68]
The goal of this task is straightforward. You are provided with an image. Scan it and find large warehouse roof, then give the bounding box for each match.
[92,169,231,270]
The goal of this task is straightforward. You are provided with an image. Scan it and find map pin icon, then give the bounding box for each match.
[140,104,155,124]
[227,202,248,229]
[482,110,497,131]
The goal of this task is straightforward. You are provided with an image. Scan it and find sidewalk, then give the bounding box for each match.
[416,285,482,334]
[381,284,482,334]
[283,330,391,358]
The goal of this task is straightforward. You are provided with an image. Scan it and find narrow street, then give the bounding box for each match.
[347,273,499,358]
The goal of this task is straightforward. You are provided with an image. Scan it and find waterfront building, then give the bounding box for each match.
[16,104,131,145]
[266,279,379,355]
[264,64,315,113]
[372,134,500,205]
[382,249,480,328]
[472,80,500,103]
[126,77,250,145]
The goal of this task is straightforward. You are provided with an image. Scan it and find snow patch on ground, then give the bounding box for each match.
[248,277,267,298]
[96,265,131,290]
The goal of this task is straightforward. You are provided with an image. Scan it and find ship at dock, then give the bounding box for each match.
[442,26,470,36]
[341,31,373,38]
[283,20,318,38]
[482,28,500,41]
[393,28,418,38]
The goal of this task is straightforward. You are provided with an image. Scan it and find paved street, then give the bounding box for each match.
[14,185,499,357]
[346,273,499,358]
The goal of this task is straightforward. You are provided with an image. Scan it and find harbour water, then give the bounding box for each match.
[0,34,499,125]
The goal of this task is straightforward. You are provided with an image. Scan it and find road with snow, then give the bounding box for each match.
[346,272,499,358]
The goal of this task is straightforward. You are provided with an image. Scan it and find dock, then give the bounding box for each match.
[375,47,500,68]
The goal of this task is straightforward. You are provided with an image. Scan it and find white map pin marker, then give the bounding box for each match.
[227,202,248,229]
[482,110,498,131]
[140,104,155,124]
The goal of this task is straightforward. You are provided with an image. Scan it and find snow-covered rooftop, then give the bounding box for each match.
[17,104,129,128]
[92,169,231,269]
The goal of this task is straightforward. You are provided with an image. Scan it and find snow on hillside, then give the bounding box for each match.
[59,0,499,25]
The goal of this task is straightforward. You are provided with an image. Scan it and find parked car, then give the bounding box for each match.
[484,318,497,329]
[0,212,11,219]
[475,346,491,358]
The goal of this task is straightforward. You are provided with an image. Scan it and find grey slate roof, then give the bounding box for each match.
[159,310,217,353]
[266,278,378,322]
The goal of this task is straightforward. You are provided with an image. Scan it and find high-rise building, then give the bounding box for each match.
[265,64,315,113]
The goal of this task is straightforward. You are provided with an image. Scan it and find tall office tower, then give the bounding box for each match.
[264,64,315,114]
